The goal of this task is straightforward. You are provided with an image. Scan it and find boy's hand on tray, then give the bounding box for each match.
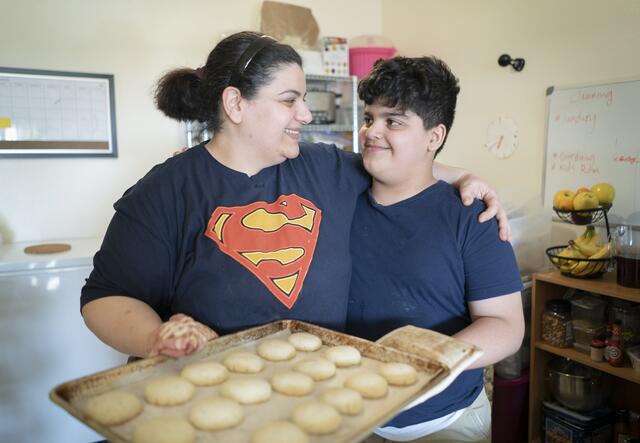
[147,314,218,358]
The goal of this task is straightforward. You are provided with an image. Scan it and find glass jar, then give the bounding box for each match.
[590,337,606,362]
[609,299,640,348]
[542,299,572,347]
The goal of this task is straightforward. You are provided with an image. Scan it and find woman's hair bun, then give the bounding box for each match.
[155,68,206,121]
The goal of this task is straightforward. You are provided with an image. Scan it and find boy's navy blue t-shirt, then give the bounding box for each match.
[347,180,522,427]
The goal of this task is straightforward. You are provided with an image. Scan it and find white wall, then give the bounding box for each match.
[0,0,382,244]
[5,0,637,244]
[382,0,640,211]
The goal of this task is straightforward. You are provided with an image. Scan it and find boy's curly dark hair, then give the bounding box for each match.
[358,56,460,156]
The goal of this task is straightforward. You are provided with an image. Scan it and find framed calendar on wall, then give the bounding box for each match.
[0,67,117,158]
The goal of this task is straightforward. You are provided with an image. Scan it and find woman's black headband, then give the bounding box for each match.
[229,35,277,87]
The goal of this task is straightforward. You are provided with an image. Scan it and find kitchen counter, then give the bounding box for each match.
[0,237,102,273]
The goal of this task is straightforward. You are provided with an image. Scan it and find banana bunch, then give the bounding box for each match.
[551,243,585,273]
[573,225,605,256]
[552,226,611,277]
[568,241,611,276]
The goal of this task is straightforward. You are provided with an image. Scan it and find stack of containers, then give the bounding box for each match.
[570,293,607,354]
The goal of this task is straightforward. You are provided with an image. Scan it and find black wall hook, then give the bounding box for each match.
[498,54,525,72]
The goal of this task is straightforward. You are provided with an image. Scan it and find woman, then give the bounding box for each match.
[81,31,507,359]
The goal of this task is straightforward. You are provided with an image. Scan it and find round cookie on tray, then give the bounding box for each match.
[143,375,195,406]
[321,387,364,415]
[257,339,297,361]
[223,351,265,373]
[188,397,244,431]
[271,371,315,396]
[291,401,342,435]
[180,361,228,386]
[84,390,143,425]
[345,372,389,399]
[220,378,272,404]
[132,416,195,443]
[378,362,418,386]
[293,357,336,381]
[251,420,310,443]
[287,332,322,351]
[325,345,362,367]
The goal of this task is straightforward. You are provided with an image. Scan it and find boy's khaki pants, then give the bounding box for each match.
[361,389,491,443]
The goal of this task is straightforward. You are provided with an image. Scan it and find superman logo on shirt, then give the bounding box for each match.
[204,195,322,309]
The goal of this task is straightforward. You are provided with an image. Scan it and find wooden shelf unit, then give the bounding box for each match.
[529,270,640,442]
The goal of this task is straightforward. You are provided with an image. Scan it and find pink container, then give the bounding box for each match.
[492,370,529,443]
[349,46,396,77]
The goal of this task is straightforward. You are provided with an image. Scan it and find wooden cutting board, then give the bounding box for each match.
[24,243,71,255]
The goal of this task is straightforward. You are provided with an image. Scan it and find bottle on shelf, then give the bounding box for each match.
[607,321,625,367]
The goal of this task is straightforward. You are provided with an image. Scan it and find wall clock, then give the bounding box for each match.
[484,116,519,159]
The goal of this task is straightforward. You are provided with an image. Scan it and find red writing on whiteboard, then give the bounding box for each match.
[614,154,639,165]
[550,151,600,174]
[562,112,597,132]
[570,89,613,106]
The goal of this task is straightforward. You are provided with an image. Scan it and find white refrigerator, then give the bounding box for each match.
[0,238,126,443]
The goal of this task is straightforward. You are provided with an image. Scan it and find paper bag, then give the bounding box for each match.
[260,1,319,49]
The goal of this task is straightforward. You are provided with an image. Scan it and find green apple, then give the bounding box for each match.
[570,191,599,224]
[573,192,599,210]
[573,192,600,210]
[553,189,575,211]
[591,182,615,205]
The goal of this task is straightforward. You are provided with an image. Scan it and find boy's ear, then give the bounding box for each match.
[221,86,244,124]
[426,124,447,152]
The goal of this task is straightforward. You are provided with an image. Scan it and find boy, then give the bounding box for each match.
[347,57,524,442]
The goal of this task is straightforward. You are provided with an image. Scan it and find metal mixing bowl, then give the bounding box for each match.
[547,357,613,411]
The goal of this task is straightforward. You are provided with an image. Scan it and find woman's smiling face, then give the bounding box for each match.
[240,63,312,167]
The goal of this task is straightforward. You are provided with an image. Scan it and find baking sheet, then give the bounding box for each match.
[376,325,484,410]
[50,320,480,443]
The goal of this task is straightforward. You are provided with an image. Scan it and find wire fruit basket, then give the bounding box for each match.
[552,204,612,226]
[546,245,614,279]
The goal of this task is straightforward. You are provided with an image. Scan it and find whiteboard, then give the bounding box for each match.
[543,78,640,226]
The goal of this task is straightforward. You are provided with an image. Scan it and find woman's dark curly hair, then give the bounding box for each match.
[154,31,302,133]
[358,56,460,156]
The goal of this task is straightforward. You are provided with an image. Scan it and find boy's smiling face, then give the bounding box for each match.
[359,102,444,188]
